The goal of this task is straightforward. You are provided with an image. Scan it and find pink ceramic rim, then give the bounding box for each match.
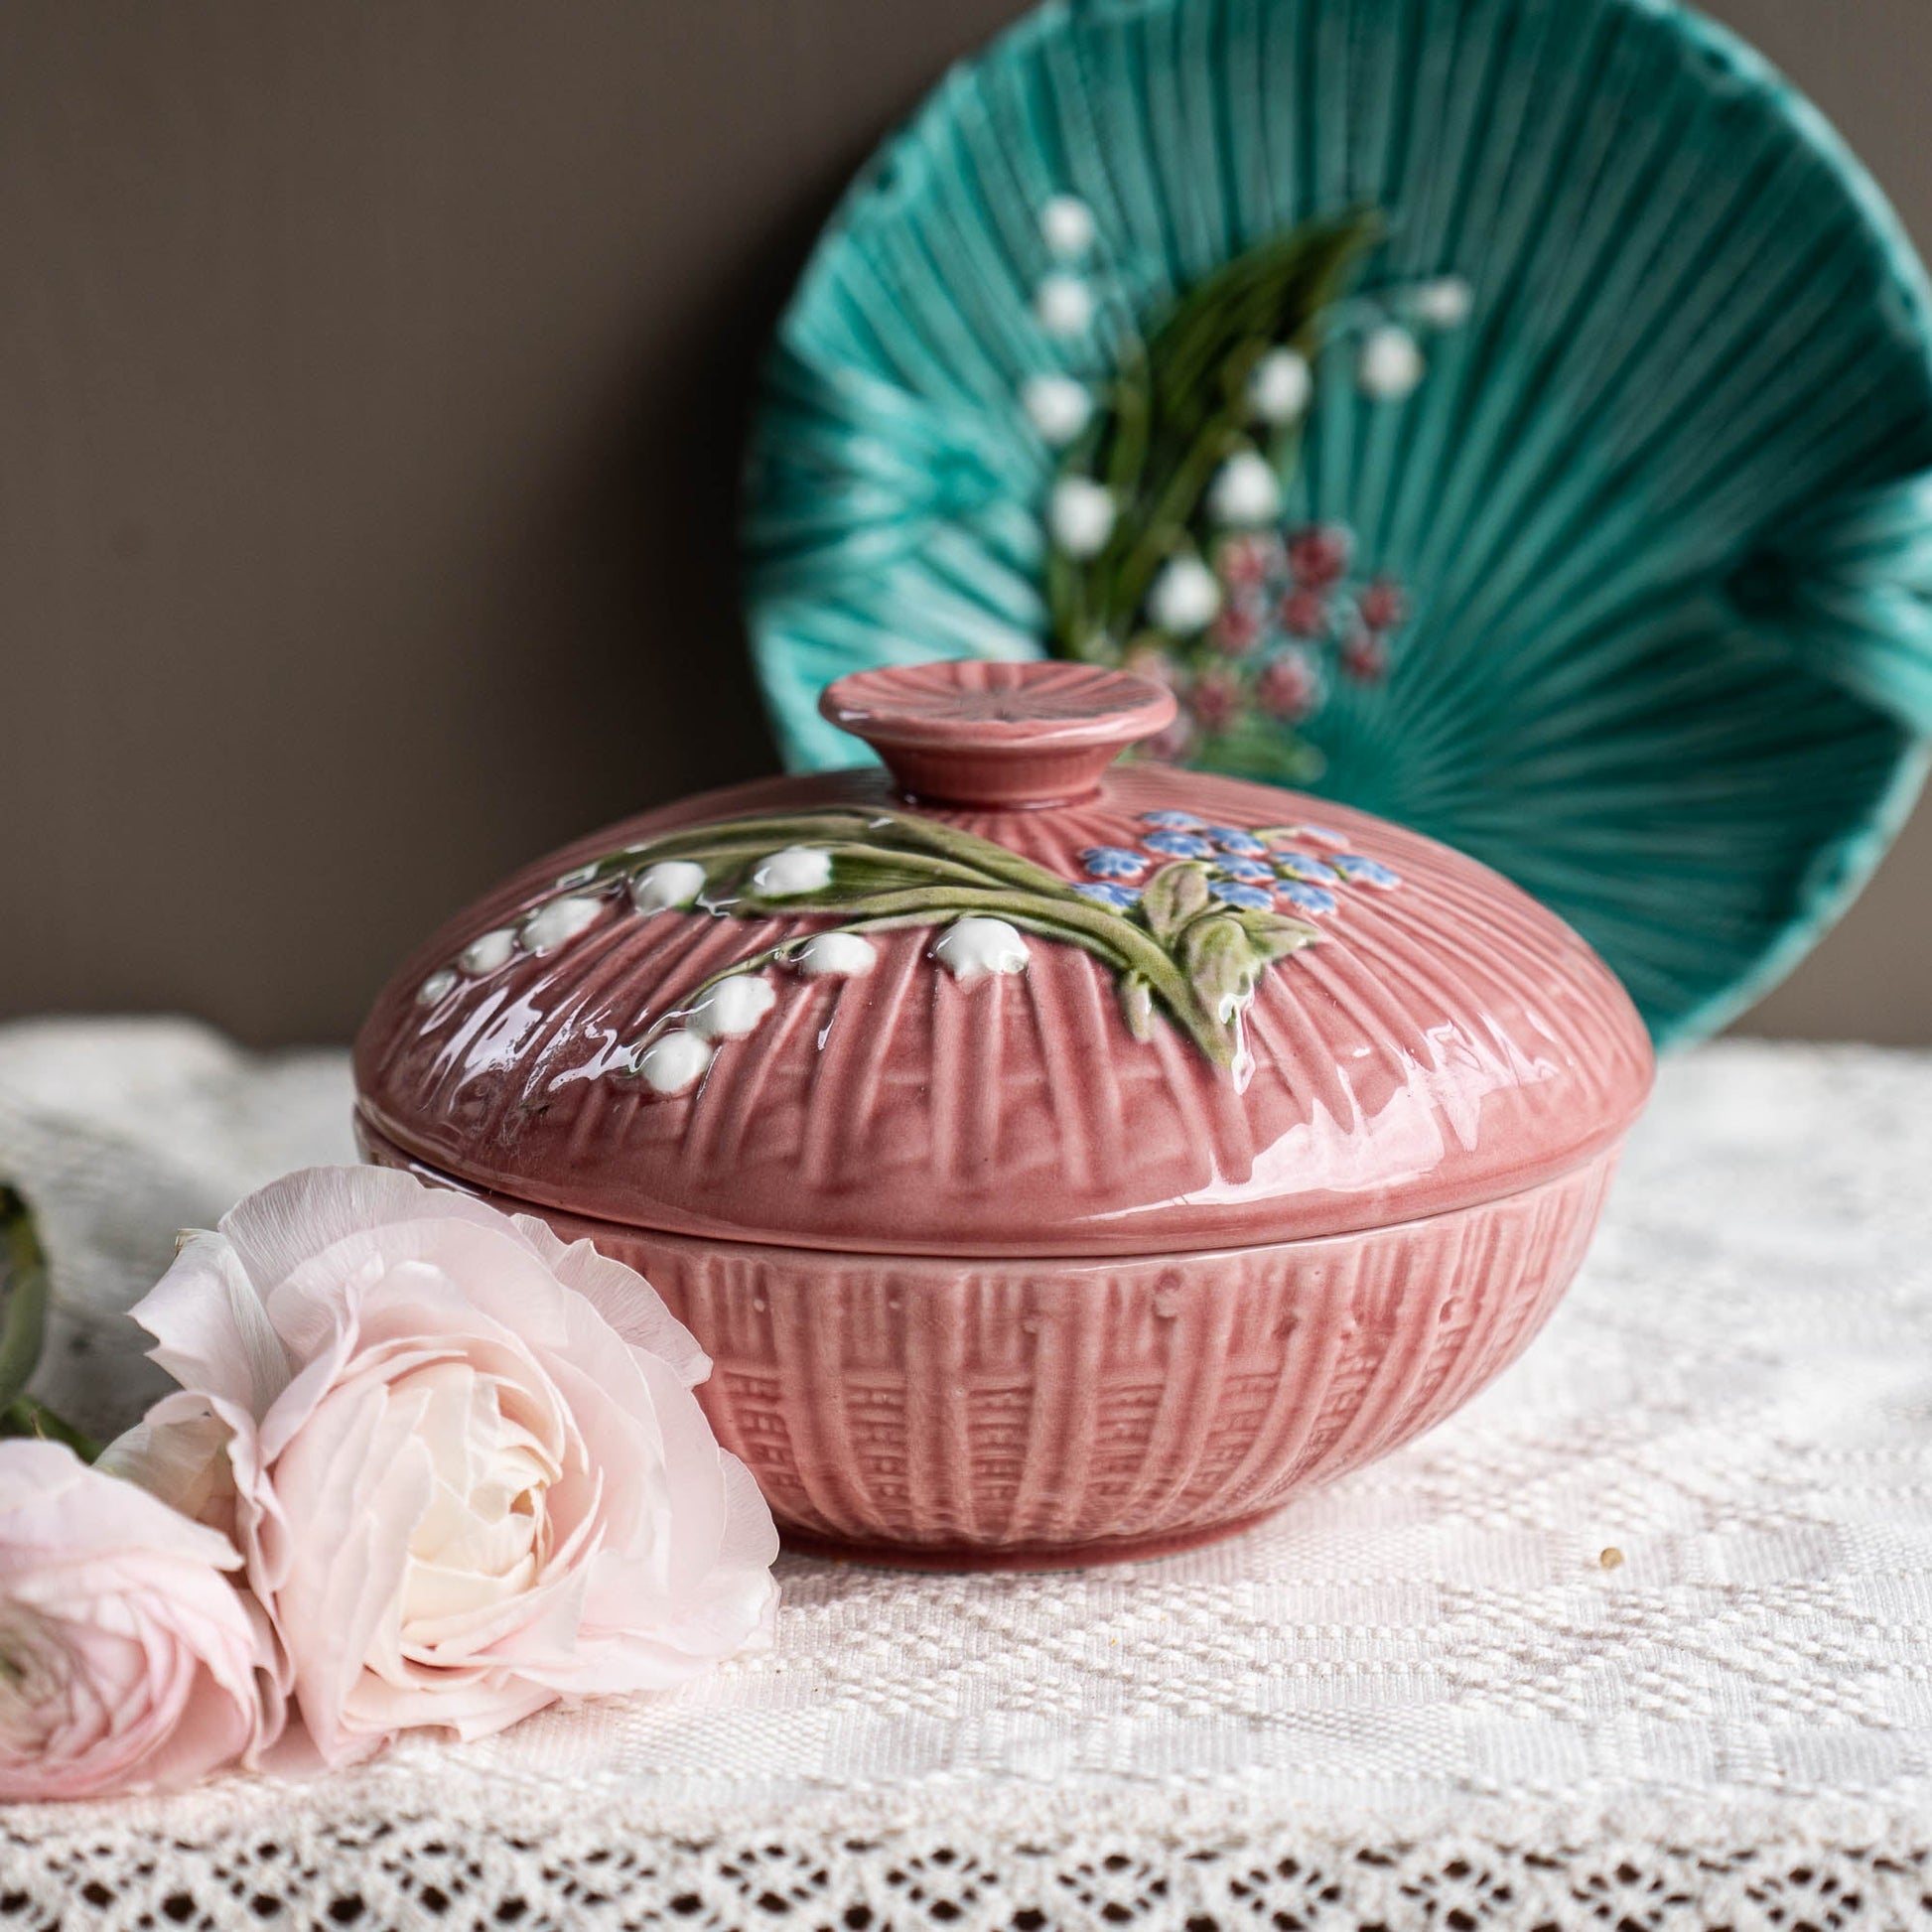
[355,1109,1625,1263]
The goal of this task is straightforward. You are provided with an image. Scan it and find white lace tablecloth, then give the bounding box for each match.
[1,1018,1930,1929]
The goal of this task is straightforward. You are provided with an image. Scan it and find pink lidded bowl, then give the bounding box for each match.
[353,660,1652,1568]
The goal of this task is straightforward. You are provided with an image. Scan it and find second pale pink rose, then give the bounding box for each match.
[0,1440,278,1799]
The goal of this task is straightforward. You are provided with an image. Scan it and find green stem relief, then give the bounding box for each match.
[536,807,1320,1075]
[1046,208,1383,658]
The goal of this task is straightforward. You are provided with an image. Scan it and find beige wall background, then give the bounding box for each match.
[0,0,1925,1046]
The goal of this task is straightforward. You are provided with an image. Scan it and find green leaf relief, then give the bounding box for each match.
[476,807,1330,1077]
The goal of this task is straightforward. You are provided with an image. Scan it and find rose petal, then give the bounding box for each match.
[217,1167,513,1299]
[126,1231,291,1420]
[270,1379,433,1765]
[508,1216,709,1387]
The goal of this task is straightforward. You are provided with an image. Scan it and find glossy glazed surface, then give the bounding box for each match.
[354,764,1650,1256]
[355,660,1649,1564]
[360,1121,1614,1567]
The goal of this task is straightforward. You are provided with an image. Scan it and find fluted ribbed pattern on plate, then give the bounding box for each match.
[743,0,1932,1045]
[512,1152,1613,1565]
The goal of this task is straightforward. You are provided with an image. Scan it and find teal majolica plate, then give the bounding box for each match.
[742,0,1932,1045]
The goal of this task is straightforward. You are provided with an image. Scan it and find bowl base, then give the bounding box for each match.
[778,1505,1284,1573]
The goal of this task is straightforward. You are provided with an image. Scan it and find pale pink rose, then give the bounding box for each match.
[0,1440,278,1799]
[108,1168,778,1767]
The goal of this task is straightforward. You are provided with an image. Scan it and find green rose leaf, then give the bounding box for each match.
[0,1185,98,1460]
[0,1186,47,1415]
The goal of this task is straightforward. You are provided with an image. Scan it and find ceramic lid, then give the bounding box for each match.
[353,660,1653,1258]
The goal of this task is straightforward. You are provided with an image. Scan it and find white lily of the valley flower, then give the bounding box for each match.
[1039,195,1097,260]
[1147,556,1222,634]
[636,1030,715,1095]
[1022,373,1093,448]
[1207,451,1282,526]
[685,974,776,1041]
[1048,477,1116,559]
[1358,324,1426,399]
[1247,346,1312,424]
[1414,276,1473,327]
[752,846,834,897]
[460,927,516,976]
[417,969,457,1006]
[630,860,706,913]
[519,896,602,956]
[1035,273,1094,338]
[793,933,878,979]
[933,917,1030,983]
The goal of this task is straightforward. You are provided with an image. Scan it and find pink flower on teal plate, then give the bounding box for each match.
[1278,587,1331,638]
[1214,531,1282,586]
[1358,578,1408,630]
[1256,651,1320,722]
[1209,602,1263,656]
[1341,629,1391,683]
[1189,670,1242,732]
[1288,523,1352,588]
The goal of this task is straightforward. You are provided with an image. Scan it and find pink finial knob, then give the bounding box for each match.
[820,659,1177,808]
